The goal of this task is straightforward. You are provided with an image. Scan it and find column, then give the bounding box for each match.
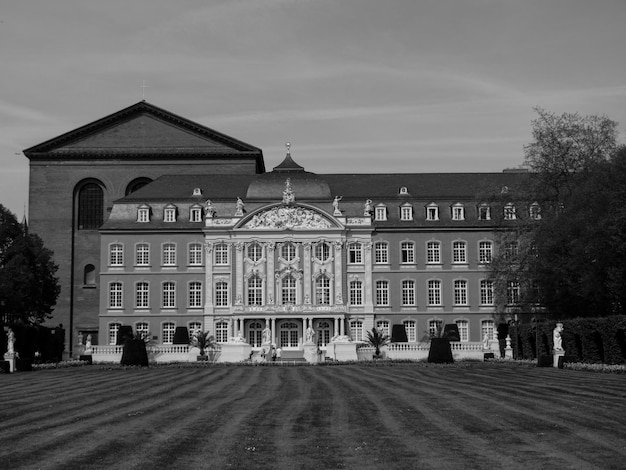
[303,242,312,305]
[363,241,373,309]
[204,241,214,314]
[266,242,275,305]
[271,317,277,346]
[333,240,343,304]
[235,241,244,305]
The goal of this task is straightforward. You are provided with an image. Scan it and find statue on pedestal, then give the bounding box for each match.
[553,323,564,351]
[6,328,15,355]
[305,326,316,344]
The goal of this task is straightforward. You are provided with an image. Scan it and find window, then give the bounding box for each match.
[428,280,442,306]
[281,242,297,261]
[108,322,121,345]
[137,205,150,223]
[376,320,390,336]
[164,205,176,223]
[481,320,495,341]
[215,321,228,343]
[375,280,389,306]
[77,182,104,230]
[428,319,443,338]
[281,275,297,304]
[504,203,516,220]
[452,204,465,221]
[135,282,149,308]
[188,322,202,340]
[402,280,416,306]
[248,321,263,347]
[214,243,229,265]
[454,280,468,305]
[215,281,228,307]
[478,204,491,220]
[426,204,439,221]
[349,320,363,342]
[189,206,202,222]
[349,280,363,305]
[480,280,494,305]
[162,243,176,266]
[479,241,492,264]
[108,282,123,308]
[188,243,203,266]
[529,202,541,220]
[403,320,416,342]
[162,282,176,308]
[247,275,263,306]
[375,206,387,221]
[400,205,413,221]
[456,320,469,342]
[507,281,520,305]
[401,241,415,264]
[315,276,331,305]
[280,322,299,348]
[247,243,262,262]
[317,321,331,347]
[136,243,150,266]
[426,241,441,264]
[162,322,176,344]
[504,241,519,261]
[374,242,389,264]
[452,241,467,264]
[348,242,362,264]
[135,322,150,340]
[83,264,96,286]
[314,243,330,262]
[189,281,202,308]
[109,243,124,266]
[399,186,409,195]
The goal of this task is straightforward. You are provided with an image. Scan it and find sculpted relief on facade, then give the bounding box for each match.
[242,206,334,230]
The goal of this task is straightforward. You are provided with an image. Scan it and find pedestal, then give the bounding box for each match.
[553,350,565,368]
[3,353,16,373]
[333,341,358,362]
[303,343,319,363]
[217,342,252,363]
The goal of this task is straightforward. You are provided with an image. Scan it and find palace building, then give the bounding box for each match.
[24,101,524,359]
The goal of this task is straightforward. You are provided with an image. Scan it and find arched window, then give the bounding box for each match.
[248,321,263,347]
[83,264,96,286]
[315,276,331,305]
[317,321,331,347]
[247,275,263,306]
[125,178,153,196]
[281,275,297,304]
[77,181,104,230]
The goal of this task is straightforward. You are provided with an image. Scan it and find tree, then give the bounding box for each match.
[366,327,390,357]
[488,109,624,320]
[0,205,60,325]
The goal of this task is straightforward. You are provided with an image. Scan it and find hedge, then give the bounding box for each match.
[510,316,626,364]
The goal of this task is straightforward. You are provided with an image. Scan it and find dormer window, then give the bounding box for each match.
[400,204,413,221]
[426,203,439,221]
[529,202,541,220]
[504,203,516,220]
[192,188,203,196]
[399,187,409,195]
[189,205,203,223]
[375,205,387,221]
[164,205,177,223]
[478,204,491,220]
[451,203,465,221]
[137,204,150,223]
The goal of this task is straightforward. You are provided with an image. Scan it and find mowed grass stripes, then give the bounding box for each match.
[1,364,625,470]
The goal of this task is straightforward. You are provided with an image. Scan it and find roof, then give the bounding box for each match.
[23,101,265,172]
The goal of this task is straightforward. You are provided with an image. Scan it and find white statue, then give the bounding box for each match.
[6,328,15,354]
[332,196,343,215]
[262,326,272,345]
[282,179,295,204]
[364,199,373,216]
[553,323,564,351]
[235,197,245,216]
[305,326,316,343]
[205,200,215,218]
[482,333,490,350]
[85,334,92,354]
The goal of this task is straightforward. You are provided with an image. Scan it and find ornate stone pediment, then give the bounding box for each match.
[241,206,334,230]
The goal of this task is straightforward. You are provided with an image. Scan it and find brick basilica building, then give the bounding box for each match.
[24,101,524,358]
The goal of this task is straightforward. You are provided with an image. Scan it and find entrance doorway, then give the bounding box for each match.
[278,321,300,349]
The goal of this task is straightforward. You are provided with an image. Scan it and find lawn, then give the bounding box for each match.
[1,363,625,470]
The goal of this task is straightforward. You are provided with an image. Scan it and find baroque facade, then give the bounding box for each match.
[24,101,525,358]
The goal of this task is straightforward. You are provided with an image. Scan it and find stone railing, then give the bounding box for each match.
[91,344,193,364]
[357,342,486,361]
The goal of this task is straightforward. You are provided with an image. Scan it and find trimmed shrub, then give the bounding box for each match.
[391,324,408,342]
[173,327,189,345]
[120,339,149,367]
[427,338,454,364]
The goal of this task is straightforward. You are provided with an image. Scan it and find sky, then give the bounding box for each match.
[1,0,625,218]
